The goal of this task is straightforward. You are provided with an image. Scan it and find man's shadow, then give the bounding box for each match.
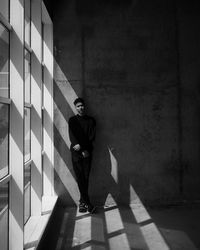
[88,131,152,250]
[89,119,132,207]
[89,131,115,207]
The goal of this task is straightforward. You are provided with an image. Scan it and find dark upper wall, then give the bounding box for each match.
[53,0,200,206]
[43,0,54,20]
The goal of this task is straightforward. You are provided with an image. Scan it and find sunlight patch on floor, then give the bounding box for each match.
[72,216,92,247]
[109,233,130,250]
[141,222,169,250]
[129,184,151,223]
[105,207,124,234]
[129,184,169,250]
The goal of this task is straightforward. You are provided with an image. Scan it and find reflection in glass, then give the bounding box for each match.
[24,108,31,162]
[0,183,9,250]
[0,104,9,179]
[25,50,31,103]
[24,164,31,224]
[25,0,31,45]
[0,24,9,98]
[0,0,9,21]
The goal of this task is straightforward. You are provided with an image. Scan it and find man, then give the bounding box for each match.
[68,97,96,213]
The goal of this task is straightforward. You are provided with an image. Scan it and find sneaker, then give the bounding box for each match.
[87,204,96,214]
[79,202,87,213]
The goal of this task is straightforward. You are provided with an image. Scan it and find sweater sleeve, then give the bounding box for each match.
[68,118,79,147]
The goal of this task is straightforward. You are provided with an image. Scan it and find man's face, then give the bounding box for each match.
[75,102,85,116]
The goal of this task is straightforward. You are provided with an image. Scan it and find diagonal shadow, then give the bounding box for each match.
[53,124,74,176]
[54,78,76,123]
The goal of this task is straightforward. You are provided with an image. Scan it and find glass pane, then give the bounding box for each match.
[0,24,9,98]
[41,23,44,107]
[24,108,31,162]
[0,183,9,250]
[25,0,31,45]
[0,0,9,21]
[42,23,44,62]
[25,50,31,103]
[41,62,44,107]
[24,164,31,224]
[0,104,9,179]
[41,109,44,150]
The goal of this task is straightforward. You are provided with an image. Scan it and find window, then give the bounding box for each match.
[24,107,31,223]
[0,1,10,249]
[41,22,44,195]
[24,162,31,224]
[24,107,31,162]
[0,103,9,179]
[24,50,31,104]
[0,183,9,250]
[0,23,9,98]
[0,0,9,21]
[24,0,31,46]
[24,0,32,225]
[0,1,54,249]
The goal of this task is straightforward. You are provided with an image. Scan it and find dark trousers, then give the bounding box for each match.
[72,155,92,205]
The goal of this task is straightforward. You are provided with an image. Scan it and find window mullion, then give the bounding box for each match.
[9,0,24,248]
[0,12,12,31]
[24,42,32,54]
[0,97,11,104]
[0,174,11,186]
[24,103,32,108]
[24,159,32,169]
[31,0,42,216]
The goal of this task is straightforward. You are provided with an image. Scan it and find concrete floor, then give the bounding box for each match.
[38,202,200,250]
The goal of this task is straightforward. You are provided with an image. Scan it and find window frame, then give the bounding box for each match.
[0,13,12,31]
[0,1,55,249]
[0,20,11,99]
[0,6,11,250]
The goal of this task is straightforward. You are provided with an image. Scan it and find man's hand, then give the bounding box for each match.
[73,144,81,151]
[82,150,89,158]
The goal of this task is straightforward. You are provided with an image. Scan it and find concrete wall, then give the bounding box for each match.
[53,0,200,206]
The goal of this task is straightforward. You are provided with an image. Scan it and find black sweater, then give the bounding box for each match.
[68,115,96,153]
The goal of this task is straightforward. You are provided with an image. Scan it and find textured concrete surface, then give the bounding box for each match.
[52,0,200,206]
[37,202,200,250]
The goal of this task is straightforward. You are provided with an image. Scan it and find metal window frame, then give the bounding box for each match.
[0,5,11,250]
[1,1,55,249]
[0,97,11,104]
[0,12,12,31]
[0,99,10,184]
[24,42,32,54]
[41,1,54,197]
[0,174,11,186]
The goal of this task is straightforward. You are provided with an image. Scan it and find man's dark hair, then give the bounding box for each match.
[73,97,85,106]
